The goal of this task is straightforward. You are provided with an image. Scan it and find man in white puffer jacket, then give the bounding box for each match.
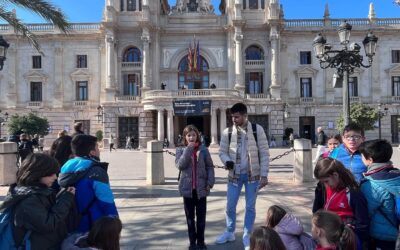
[215,103,270,250]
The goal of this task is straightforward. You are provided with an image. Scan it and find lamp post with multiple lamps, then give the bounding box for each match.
[0,35,10,71]
[0,110,9,140]
[313,21,378,126]
[96,105,104,123]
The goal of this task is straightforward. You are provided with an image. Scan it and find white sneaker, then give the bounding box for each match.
[215,231,235,244]
[243,234,250,250]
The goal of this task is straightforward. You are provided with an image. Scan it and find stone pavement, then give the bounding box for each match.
[1,147,399,250]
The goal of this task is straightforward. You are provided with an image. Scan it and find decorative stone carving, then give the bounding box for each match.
[209,48,224,67]
[163,48,178,68]
[173,0,188,14]
[198,0,214,13]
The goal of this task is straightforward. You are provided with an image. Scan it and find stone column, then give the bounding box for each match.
[167,110,175,147]
[220,108,227,137]
[234,30,245,91]
[293,139,313,183]
[53,47,63,108]
[270,26,281,99]
[142,28,151,92]
[6,48,17,108]
[210,108,218,146]
[0,142,18,185]
[105,34,115,90]
[157,110,164,141]
[146,140,164,185]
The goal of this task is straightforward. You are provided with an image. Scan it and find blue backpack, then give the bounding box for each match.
[0,207,32,250]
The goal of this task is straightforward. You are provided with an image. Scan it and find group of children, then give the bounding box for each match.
[0,133,121,250]
[175,123,400,250]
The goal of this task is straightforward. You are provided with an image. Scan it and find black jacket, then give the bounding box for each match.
[0,184,74,250]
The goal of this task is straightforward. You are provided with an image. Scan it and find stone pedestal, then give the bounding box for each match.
[0,142,18,185]
[293,139,313,183]
[146,140,164,185]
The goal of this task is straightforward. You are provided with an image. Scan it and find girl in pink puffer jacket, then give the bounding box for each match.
[266,205,316,250]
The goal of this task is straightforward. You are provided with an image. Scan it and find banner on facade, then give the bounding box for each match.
[173,100,211,116]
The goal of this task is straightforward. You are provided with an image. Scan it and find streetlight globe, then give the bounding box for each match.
[0,35,10,70]
[363,32,378,57]
[313,33,327,58]
[338,21,352,45]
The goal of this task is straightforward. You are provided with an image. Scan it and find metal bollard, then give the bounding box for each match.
[293,139,314,183]
[146,140,165,185]
[0,142,18,185]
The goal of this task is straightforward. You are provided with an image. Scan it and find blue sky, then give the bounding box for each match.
[2,0,399,23]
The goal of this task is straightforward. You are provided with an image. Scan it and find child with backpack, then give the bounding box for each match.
[0,153,75,250]
[175,125,215,250]
[265,205,316,250]
[358,139,400,250]
[313,158,369,249]
[312,210,357,250]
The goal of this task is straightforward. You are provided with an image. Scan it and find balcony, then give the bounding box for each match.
[244,60,265,69]
[350,96,361,103]
[27,101,43,108]
[246,93,270,99]
[121,62,142,71]
[74,101,89,107]
[299,97,314,104]
[116,95,140,102]
[143,89,242,100]
[392,96,400,103]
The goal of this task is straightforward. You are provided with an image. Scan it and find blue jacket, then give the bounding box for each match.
[58,157,118,232]
[360,167,400,241]
[329,144,367,183]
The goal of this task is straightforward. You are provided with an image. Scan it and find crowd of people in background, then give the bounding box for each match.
[1,106,400,250]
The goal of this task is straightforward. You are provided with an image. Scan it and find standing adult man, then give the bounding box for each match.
[215,103,270,250]
[329,123,367,183]
[313,126,327,164]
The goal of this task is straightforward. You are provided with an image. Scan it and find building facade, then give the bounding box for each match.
[1,0,400,147]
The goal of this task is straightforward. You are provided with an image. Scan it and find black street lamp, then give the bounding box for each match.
[96,105,104,123]
[313,21,378,126]
[0,35,10,70]
[377,104,388,139]
[0,110,9,139]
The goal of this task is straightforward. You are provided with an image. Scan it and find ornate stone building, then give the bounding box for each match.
[1,0,400,147]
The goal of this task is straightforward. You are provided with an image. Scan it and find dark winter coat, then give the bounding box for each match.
[175,145,215,198]
[0,184,74,250]
[312,182,370,243]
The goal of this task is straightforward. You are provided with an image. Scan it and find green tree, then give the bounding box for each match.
[7,113,50,136]
[95,130,103,142]
[1,0,70,52]
[336,103,379,132]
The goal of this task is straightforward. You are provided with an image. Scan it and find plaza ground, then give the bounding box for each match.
[1,147,400,249]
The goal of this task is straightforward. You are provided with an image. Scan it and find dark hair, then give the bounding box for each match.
[328,134,342,144]
[230,103,247,115]
[265,205,287,228]
[342,123,364,136]
[49,136,73,166]
[314,157,359,191]
[17,153,60,186]
[250,226,286,250]
[182,125,201,146]
[312,210,356,250]
[358,139,392,163]
[74,122,83,132]
[71,134,98,157]
[87,216,122,250]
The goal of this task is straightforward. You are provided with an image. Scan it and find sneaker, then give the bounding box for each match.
[215,231,235,244]
[243,234,250,250]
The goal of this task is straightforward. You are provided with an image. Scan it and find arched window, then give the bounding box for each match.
[245,45,264,60]
[178,56,209,89]
[123,47,141,62]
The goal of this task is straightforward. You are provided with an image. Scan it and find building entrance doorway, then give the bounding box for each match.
[118,117,139,148]
[299,116,315,143]
[175,115,211,144]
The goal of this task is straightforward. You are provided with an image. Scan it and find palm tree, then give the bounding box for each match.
[0,0,69,52]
